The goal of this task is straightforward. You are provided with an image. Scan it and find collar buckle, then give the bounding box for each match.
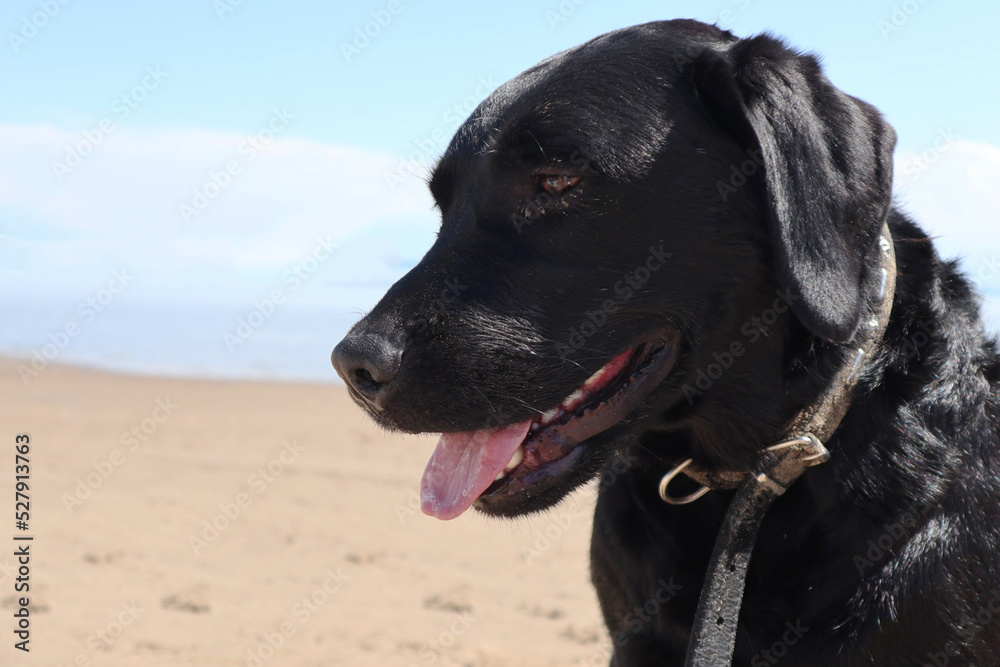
[658,433,831,505]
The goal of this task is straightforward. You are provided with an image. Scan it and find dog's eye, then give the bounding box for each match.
[541,174,580,196]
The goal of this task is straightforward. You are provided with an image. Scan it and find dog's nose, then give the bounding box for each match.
[331,333,404,407]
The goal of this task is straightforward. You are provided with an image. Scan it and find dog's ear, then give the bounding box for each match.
[692,35,896,343]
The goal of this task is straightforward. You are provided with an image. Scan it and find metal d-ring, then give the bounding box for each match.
[766,433,831,466]
[659,459,711,505]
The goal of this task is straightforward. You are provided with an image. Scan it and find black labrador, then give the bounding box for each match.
[332,19,1000,666]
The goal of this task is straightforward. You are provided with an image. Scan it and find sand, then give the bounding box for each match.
[0,359,610,666]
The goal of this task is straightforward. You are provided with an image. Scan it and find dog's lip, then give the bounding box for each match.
[474,330,681,509]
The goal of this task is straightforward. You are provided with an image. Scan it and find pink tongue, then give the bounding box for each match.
[420,419,532,520]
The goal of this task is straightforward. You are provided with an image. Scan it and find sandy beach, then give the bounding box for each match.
[0,358,609,666]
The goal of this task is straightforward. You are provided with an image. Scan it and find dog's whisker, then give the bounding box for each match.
[503,396,545,415]
[525,130,547,160]
[470,385,497,412]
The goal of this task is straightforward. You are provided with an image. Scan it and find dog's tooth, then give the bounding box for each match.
[505,446,525,471]
[561,390,583,409]
[540,408,559,425]
[495,470,507,481]
[583,366,607,388]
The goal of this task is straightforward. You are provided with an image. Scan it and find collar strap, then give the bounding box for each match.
[660,222,897,505]
[666,224,896,667]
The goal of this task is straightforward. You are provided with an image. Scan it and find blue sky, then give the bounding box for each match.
[2,0,999,380]
[4,0,999,152]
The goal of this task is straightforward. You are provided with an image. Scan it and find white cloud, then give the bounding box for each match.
[894,139,1000,295]
[0,123,439,302]
[1,125,995,339]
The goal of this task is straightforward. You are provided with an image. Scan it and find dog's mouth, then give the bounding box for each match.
[420,331,680,520]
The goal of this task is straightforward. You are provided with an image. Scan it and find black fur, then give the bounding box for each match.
[332,20,1000,666]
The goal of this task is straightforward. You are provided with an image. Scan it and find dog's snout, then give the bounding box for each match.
[331,333,404,406]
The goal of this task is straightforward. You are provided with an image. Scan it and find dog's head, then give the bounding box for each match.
[332,20,896,520]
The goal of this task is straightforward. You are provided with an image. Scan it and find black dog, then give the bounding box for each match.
[332,20,1000,666]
